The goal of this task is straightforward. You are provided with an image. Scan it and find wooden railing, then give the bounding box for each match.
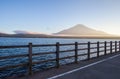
[0,41,120,76]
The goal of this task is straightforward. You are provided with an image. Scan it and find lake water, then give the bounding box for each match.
[0,37,120,78]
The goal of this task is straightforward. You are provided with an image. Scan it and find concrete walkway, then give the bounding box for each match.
[15,53,120,79]
[48,53,120,79]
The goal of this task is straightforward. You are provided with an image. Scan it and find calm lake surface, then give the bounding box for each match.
[1,37,118,45]
[0,37,120,78]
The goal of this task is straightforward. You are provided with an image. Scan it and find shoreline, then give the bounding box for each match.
[1,36,120,39]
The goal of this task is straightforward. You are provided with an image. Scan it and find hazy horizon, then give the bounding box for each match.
[0,24,110,35]
[1,24,119,37]
[1,0,120,35]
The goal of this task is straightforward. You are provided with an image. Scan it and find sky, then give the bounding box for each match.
[0,0,120,35]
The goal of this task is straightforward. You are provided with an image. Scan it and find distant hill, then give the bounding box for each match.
[55,24,110,36]
[0,31,51,38]
[0,34,52,38]
[0,32,8,37]
[0,32,7,34]
[1,24,119,38]
[11,34,51,38]
[14,30,41,34]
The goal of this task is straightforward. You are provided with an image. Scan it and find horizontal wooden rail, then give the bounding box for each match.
[99,42,105,44]
[90,42,97,44]
[90,47,97,49]
[78,48,88,50]
[59,55,75,60]
[0,45,28,49]
[78,43,88,45]
[78,53,88,56]
[112,45,116,47]
[59,49,75,53]
[32,59,56,65]
[32,44,56,47]
[59,43,75,46]
[106,46,110,47]
[90,51,97,54]
[106,49,111,51]
[99,46,105,48]
[112,48,115,50]
[99,50,105,52]
[32,52,55,56]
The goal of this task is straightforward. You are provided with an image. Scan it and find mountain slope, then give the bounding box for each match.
[55,24,109,36]
[0,32,8,37]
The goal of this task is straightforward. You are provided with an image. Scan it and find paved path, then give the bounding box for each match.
[15,53,120,79]
[48,54,120,79]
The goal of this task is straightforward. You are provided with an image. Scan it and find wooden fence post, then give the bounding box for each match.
[110,41,112,54]
[115,41,117,53]
[28,43,33,75]
[75,42,78,63]
[104,41,107,55]
[87,42,90,60]
[119,41,120,52]
[56,42,60,68]
[97,42,99,57]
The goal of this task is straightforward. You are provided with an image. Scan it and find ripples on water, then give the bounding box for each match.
[0,37,119,78]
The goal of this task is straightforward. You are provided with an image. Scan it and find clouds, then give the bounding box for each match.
[13,30,51,35]
[14,30,41,34]
[0,32,7,34]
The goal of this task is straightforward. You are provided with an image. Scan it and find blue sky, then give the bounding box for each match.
[0,0,120,35]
